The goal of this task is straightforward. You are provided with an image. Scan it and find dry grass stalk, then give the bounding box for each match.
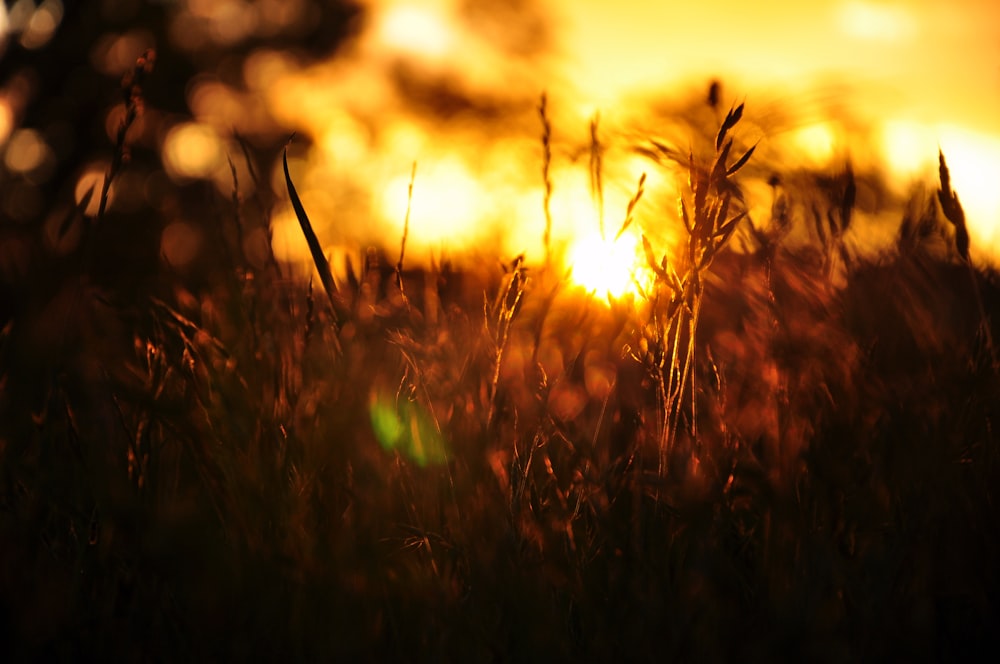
[98,49,155,221]
[938,150,969,262]
[539,94,554,267]
[590,113,605,239]
[641,103,754,473]
[487,255,527,428]
[395,162,417,308]
[615,173,646,241]
[938,150,996,364]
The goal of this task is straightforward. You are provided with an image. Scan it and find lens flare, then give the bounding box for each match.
[369,390,448,466]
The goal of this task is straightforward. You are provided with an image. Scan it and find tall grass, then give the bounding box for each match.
[1,60,998,661]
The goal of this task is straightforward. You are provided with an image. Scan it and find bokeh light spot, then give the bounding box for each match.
[788,122,837,167]
[75,165,109,217]
[91,29,155,76]
[162,122,225,181]
[0,98,13,146]
[376,4,455,59]
[161,221,203,271]
[4,128,54,180]
[19,0,62,50]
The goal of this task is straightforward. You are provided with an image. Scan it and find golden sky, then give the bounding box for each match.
[113,0,1000,286]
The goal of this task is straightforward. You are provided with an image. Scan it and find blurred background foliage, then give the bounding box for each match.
[0,0,362,322]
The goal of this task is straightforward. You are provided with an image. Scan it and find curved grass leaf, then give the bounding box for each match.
[282,143,345,322]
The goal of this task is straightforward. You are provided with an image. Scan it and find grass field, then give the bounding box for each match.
[2,49,999,662]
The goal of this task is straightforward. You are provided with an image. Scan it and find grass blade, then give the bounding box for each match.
[937,149,970,261]
[726,142,757,176]
[282,142,345,324]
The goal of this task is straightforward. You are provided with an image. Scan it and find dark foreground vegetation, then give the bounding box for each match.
[3,16,1000,664]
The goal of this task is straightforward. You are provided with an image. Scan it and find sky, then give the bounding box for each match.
[557,0,1000,260]
[9,0,996,290]
[258,0,1000,280]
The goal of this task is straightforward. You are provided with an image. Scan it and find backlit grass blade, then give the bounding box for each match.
[282,143,344,323]
[937,149,970,262]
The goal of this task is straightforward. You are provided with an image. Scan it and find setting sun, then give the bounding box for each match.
[567,231,647,300]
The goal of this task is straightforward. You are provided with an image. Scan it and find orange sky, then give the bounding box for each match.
[557,1,1000,261]
[164,0,1000,281]
[563,0,1000,129]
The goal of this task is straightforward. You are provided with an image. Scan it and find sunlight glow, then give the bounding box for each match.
[938,126,1000,258]
[883,120,1000,262]
[788,123,838,168]
[375,3,455,59]
[381,158,481,246]
[837,1,918,42]
[270,207,315,269]
[881,120,937,181]
[249,0,1000,273]
[567,232,646,300]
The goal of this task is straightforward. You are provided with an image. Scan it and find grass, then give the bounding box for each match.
[1,55,999,662]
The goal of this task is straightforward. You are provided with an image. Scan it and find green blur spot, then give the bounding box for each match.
[369,391,448,467]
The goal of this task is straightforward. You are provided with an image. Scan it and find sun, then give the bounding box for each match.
[567,232,648,300]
